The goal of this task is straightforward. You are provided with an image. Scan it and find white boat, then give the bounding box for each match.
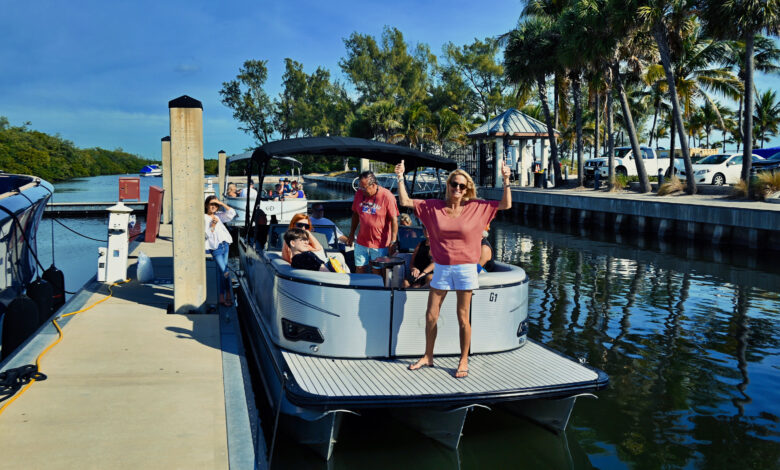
[223,154,306,225]
[235,137,608,460]
[139,164,162,177]
[0,174,54,360]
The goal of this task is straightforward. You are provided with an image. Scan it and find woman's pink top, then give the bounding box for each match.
[413,199,498,265]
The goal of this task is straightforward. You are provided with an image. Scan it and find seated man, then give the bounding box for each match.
[310,204,348,245]
[272,183,284,201]
[239,179,258,198]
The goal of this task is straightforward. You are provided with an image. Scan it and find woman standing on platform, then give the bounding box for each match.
[204,195,236,306]
[395,160,512,378]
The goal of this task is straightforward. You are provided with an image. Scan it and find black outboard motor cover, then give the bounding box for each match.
[27,279,54,327]
[0,295,39,361]
[43,265,66,311]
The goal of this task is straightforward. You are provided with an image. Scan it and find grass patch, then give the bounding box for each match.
[754,172,780,200]
[611,174,630,191]
[657,176,685,195]
[730,179,749,198]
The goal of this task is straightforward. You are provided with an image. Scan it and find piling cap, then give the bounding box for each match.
[161,136,170,142]
[168,95,202,109]
[218,150,226,154]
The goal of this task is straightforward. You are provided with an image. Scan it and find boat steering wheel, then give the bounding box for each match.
[351,177,360,192]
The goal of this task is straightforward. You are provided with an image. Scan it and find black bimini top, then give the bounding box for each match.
[249,136,458,172]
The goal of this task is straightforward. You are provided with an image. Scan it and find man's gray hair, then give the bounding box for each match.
[359,170,377,186]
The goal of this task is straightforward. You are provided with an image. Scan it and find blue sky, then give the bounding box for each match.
[2,0,778,161]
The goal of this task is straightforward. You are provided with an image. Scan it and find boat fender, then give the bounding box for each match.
[42,265,66,311]
[27,279,54,326]
[0,295,39,361]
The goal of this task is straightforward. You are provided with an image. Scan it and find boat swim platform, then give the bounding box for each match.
[280,341,608,409]
[0,224,261,469]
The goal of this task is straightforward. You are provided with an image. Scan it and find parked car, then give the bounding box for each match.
[678,153,764,185]
[584,146,670,182]
[753,151,780,173]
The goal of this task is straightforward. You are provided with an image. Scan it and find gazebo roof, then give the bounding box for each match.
[467,108,560,139]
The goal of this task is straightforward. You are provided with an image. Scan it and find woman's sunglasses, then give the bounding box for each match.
[449,181,468,191]
[296,222,309,229]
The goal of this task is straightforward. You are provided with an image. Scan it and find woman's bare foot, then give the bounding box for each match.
[408,357,434,370]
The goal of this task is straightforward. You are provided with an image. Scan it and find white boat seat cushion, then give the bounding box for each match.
[266,251,381,286]
[478,261,527,287]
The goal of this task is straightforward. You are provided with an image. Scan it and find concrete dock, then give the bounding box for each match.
[483,186,780,250]
[0,224,259,469]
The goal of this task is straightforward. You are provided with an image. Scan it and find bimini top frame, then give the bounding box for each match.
[240,136,459,232]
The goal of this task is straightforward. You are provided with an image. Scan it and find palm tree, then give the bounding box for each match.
[360,100,402,142]
[559,4,591,186]
[429,108,466,153]
[700,0,780,183]
[753,89,780,147]
[504,16,564,185]
[724,36,780,150]
[643,66,670,148]
[638,0,699,194]
[394,102,431,149]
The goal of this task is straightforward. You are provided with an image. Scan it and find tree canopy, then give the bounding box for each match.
[0,118,156,182]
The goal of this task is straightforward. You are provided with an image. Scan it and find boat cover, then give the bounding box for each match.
[248,137,458,172]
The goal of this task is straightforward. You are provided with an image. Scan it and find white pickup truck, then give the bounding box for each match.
[584,146,672,181]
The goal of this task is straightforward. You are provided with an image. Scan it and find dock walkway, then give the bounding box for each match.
[0,225,259,469]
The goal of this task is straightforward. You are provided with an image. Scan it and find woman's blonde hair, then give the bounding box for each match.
[288,213,312,230]
[446,169,477,201]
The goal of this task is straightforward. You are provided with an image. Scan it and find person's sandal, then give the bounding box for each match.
[454,369,469,379]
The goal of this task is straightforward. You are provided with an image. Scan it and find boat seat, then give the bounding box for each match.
[477,261,527,287]
[266,251,382,287]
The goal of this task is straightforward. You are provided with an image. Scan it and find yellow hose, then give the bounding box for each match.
[0,279,130,417]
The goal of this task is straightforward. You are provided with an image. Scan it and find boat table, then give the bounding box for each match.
[371,256,406,288]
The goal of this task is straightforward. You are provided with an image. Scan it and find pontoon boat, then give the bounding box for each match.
[234,137,608,460]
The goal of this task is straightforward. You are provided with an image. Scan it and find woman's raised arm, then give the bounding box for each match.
[394,160,414,208]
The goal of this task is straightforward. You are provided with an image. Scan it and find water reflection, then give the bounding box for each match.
[490,217,780,469]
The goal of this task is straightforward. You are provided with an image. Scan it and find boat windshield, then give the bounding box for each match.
[699,154,730,165]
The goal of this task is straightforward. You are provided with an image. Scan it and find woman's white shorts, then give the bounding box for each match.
[430,263,479,291]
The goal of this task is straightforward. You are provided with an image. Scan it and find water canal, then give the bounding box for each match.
[38,175,780,468]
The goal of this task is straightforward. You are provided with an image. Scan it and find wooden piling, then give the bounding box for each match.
[169,95,206,314]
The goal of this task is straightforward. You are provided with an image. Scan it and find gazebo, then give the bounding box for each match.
[467,108,560,187]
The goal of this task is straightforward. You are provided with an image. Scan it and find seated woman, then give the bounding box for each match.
[285,228,330,272]
[225,183,238,198]
[403,226,434,288]
[282,213,324,263]
[478,225,495,273]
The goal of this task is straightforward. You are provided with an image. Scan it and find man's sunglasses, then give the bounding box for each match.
[296,222,309,229]
[449,181,468,191]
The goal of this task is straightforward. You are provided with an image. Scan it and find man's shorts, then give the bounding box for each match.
[430,263,479,291]
[354,243,388,267]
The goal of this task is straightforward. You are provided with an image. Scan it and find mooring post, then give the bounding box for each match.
[169,95,207,314]
[161,136,172,224]
[218,150,227,200]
